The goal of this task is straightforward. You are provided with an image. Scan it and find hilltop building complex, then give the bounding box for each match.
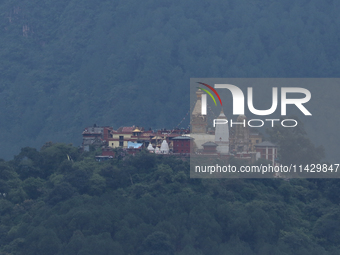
[82,89,277,163]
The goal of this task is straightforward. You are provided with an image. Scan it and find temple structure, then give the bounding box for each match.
[191,89,207,133]
[233,115,249,152]
[214,109,229,154]
[190,89,215,150]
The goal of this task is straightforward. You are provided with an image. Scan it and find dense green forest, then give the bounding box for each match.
[0,0,340,160]
[0,142,339,255]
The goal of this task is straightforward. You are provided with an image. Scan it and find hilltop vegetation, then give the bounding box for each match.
[0,143,338,254]
[0,0,340,159]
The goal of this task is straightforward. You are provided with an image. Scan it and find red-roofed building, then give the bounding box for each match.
[172,136,193,153]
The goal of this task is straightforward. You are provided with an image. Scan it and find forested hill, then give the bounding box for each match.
[1,0,340,159]
[0,143,340,255]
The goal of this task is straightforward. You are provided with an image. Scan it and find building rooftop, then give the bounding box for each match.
[255,141,277,147]
[115,126,136,133]
[172,136,194,140]
[127,141,143,149]
[202,141,218,147]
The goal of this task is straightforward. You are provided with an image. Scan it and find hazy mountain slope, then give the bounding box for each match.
[0,0,340,159]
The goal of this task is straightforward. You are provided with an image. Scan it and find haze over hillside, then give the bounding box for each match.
[0,0,339,159]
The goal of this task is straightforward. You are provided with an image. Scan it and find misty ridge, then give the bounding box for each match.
[0,0,339,160]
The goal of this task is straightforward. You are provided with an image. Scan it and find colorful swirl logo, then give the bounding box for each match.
[197,82,222,106]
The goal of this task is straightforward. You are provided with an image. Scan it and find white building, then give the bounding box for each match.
[215,109,229,154]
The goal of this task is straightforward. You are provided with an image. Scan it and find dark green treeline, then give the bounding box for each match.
[0,142,339,255]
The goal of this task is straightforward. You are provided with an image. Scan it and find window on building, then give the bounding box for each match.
[119,136,124,140]
[119,141,123,147]
[256,140,259,143]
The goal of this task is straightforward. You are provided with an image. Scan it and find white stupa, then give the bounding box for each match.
[215,109,229,154]
[147,143,155,153]
[155,147,160,154]
[160,140,169,154]
[190,89,214,150]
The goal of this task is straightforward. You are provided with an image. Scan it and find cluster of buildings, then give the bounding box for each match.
[82,125,192,161]
[82,89,278,164]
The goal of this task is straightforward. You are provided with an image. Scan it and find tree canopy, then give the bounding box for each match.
[0,143,339,254]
